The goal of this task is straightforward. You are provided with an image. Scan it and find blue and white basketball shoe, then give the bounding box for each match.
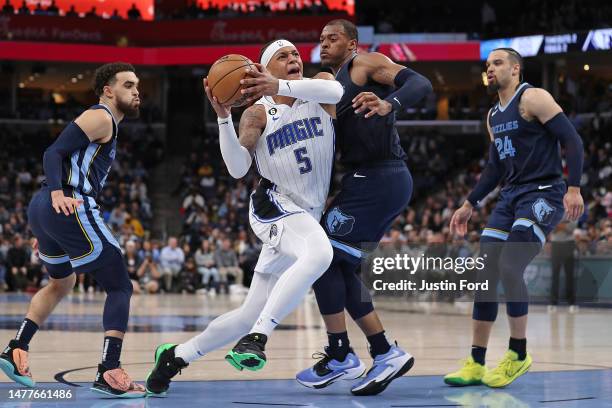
[350,344,415,396]
[296,347,366,389]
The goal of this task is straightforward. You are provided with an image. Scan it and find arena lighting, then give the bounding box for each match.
[480,28,612,59]
[584,64,590,71]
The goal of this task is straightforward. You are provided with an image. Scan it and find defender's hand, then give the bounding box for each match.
[203,78,232,119]
[50,190,83,216]
[450,202,473,237]
[239,63,279,103]
[352,92,393,118]
[564,187,584,222]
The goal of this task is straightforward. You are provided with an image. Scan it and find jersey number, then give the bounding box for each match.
[294,147,312,174]
[495,136,517,160]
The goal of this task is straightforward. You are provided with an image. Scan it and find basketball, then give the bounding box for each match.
[207,54,254,107]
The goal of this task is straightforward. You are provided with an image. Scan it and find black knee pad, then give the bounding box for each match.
[313,261,346,315]
[498,227,542,317]
[472,301,499,322]
[91,247,133,332]
[342,262,374,320]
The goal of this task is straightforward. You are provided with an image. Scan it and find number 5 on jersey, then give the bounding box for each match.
[294,147,312,174]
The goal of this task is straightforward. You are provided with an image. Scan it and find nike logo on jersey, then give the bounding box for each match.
[353,173,366,178]
[393,97,401,107]
[272,116,280,121]
[491,109,498,116]
[538,185,552,190]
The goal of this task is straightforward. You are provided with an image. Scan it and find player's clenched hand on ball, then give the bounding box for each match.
[239,63,280,103]
[203,77,231,119]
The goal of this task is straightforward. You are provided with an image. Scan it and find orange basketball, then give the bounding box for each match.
[207,54,254,107]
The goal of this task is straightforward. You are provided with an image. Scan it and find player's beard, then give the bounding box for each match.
[486,81,500,95]
[117,98,140,119]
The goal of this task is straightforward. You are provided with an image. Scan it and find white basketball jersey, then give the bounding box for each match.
[253,95,335,211]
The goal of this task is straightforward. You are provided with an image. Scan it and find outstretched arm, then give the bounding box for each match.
[240,63,343,106]
[352,52,433,118]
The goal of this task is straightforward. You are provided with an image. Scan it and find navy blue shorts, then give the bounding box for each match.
[27,188,122,278]
[482,180,566,244]
[322,160,413,259]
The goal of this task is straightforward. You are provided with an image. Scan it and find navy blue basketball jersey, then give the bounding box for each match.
[489,83,563,185]
[334,55,407,168]
[62,104,118,198]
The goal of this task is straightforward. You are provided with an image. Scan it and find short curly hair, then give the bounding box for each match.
[92,62,136,97]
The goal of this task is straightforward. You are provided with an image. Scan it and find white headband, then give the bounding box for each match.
[260,39,296,68]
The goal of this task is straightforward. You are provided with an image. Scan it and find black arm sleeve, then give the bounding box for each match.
[384,68,433,111]
[42,122,90,190]
[467,143,505,207]
[544,112,584,187]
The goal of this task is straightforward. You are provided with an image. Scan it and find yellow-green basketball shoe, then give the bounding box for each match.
[444,357,486,386]
[482,350,532,388]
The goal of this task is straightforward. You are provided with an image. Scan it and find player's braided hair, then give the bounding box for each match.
[93,62,136,97]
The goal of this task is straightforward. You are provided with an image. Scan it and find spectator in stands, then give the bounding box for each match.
[194,240,219,292]
[0,241,7,291]
[85,6,98,18]
[214,238,243,292]
[110,9,122,20]
[125,213,145,239]
[33,2,45,15]
[182,187,205,214]
[127,3,142,20]
[17,1,29,15]
[481,1,496,33]
[176,257,200,294]
[137,245,162,294]
[108,203,127,231]
[2,0,14,15]
[549,220,578,310]
[65,5,78,17]
[6,234,28,292]
[27,240,43,288]
[46,0,59,16]
[159,236,185,292]
[125,240,142,294]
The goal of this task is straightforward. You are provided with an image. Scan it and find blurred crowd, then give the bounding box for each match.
[0,123,162,292]
[398,77,612,121]
[377,114,612,257]
[358,0,612,37]
[157,0,346,20]
[0,93,162,124]
[1,0,345,20]
[1,0,145,20]
[1,104,610,296]
[4,0,611,37]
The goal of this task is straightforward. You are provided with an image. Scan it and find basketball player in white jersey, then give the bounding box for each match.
[146,39,345,395]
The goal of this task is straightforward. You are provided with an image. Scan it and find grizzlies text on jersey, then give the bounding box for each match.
[489,83,563,185]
